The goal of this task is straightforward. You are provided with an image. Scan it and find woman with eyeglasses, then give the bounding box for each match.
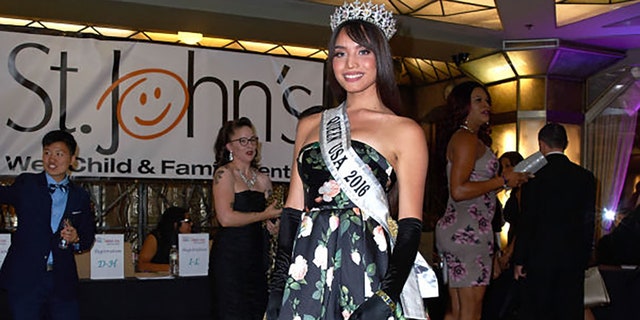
[137,206,192,273]
[209,117,282,320]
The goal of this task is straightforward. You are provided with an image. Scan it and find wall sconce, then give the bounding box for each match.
[178,31,203,45]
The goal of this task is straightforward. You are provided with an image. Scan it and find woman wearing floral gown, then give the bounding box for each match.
[435,81,528,320]
[266,1,429,320]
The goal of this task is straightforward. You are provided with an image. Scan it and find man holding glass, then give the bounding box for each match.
[513,123,596,320]
[0,130,95,320]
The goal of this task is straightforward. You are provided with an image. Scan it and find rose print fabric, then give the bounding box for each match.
[435,147,498,287]
[278,141,404,320]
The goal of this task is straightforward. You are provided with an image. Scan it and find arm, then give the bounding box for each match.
[513,183,534,279]
[212,166,280,227]
[583,172,596,268]
[261,173,281,236]
[448,132,526,201]
[395,119,428,221]
[266,116,310,320]
[352,119,427,318]
[65,191,95,253]
[281,115,315,212]
[448,131,503,201]
[137,234,169,272]
[0,182,17,206]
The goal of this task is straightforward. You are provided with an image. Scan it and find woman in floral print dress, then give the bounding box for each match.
[266,2,429,320]
[434,81,529,320]
[281,141,402,319]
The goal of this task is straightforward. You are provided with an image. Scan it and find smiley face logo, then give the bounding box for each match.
[97,68,189,140]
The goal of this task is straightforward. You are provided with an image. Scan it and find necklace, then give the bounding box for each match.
[459,124,475,133]
[238,169,257,189]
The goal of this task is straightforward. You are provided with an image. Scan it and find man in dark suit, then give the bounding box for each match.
[0,130,95,320]
[513,123,596,320]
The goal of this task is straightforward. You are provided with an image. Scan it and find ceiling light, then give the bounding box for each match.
[178,31,203,45]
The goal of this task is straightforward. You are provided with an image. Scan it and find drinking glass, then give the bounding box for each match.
[59,218,71,249]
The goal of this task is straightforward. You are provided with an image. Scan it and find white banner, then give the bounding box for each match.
[0,30,325,182]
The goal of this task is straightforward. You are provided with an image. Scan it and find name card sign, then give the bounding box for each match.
[178,233,209,277]
[91,234,124,279]
[0,234,10,267]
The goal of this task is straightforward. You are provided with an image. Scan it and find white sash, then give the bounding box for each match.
[319,103,437,320]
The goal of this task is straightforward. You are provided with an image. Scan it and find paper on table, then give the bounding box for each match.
[135,272,174,280]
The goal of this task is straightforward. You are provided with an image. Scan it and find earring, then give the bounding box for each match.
[228,151,234,161]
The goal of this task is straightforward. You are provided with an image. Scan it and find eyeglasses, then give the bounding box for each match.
[229,136,259,146]
[179,218,193,224]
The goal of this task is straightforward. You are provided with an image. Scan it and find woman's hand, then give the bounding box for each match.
[264,203,282,221]
[502,168,530,189]
[265,218,280,236]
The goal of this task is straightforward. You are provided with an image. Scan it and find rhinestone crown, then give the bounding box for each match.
[330,0,397,40]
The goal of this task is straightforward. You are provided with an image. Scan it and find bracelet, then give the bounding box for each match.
[375,290,396,313]
[501,175,509,189]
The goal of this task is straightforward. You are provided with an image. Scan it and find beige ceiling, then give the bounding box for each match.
[1,0,639,85]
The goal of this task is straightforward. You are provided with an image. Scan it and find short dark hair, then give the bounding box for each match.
[42,130,77,155]
[538,122,568,150]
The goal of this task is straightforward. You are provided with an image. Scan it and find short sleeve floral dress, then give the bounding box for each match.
[435,147,499,288]
[277,141,404,319]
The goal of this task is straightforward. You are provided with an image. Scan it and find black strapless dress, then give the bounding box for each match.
[209,190,270,320]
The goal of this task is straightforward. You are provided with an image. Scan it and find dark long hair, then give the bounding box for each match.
[153,206,188,245]
[326,20,401,114]
[498,151,524,176]
[433,81,493,217]
[439,81,493,150]
[213,117,260,169]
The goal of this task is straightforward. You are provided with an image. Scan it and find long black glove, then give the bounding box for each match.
[266,207,302,320]
[350,217,422,319]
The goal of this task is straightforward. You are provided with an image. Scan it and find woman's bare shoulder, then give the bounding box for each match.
[295,112,321,144]
[381,114,424,140]
[447,129,479,159]
[213,164,234,185]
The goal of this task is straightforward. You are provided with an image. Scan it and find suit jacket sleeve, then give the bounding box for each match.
[582,172,596,267]
[66,184,96,253]
[513,181,534,267]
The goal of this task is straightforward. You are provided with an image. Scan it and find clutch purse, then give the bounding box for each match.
[584,266,610,307]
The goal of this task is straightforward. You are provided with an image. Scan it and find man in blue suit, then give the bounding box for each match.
[514,123,596,320]
[0,130,95,320]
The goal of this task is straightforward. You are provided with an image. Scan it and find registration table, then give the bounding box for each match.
[590,266,640,320]
[1,276,211,320]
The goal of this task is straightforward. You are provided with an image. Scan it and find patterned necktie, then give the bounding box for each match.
[48,183,69,194]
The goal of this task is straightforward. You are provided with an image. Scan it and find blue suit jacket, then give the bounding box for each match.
[0,172,95,299]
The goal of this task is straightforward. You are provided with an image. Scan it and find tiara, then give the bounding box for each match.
[330,0,397,40]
